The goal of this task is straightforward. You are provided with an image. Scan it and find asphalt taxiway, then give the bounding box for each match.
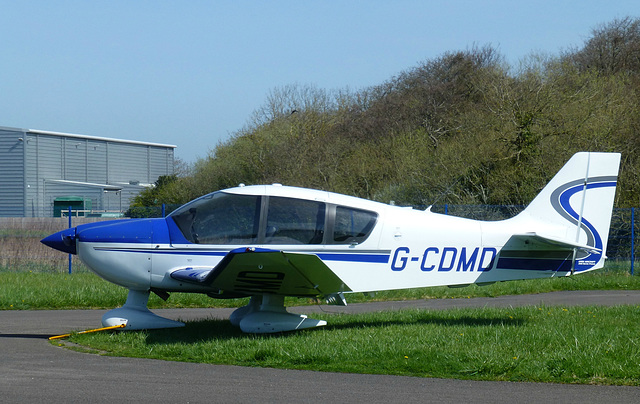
[2,290,640,403]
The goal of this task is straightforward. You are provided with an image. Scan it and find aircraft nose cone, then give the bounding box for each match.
[41,227,77,254]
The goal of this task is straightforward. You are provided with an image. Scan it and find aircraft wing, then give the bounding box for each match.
[171,248,352,297]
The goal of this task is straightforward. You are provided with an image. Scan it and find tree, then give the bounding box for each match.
[163,18,640,209]
[130,174,179,207]
[569,17,640,75]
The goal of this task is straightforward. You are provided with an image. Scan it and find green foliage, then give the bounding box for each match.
[147,17,640,209]
[130,175,179,207]
[127,175,185,217]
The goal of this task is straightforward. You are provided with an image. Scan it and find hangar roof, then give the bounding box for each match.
[1,126,176,149]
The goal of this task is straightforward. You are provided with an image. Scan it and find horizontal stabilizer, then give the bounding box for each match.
[496,233,599,272]
[509,233,601,254]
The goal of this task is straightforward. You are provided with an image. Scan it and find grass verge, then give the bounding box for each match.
[67,304,640,385]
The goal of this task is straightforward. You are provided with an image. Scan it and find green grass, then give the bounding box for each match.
[67,305,640,385]
[0,269,246,310]
[2,261,639,310]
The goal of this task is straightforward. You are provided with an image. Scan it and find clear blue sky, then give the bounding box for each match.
[1,1,637,164]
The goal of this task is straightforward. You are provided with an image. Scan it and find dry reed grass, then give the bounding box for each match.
[0,217,119,272]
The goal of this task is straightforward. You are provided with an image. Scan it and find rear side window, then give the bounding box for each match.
[264,197,325,244]
[333,206,377,244]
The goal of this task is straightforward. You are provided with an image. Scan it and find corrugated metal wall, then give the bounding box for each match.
[87,140,107,183]
[0,129,25,216]
[0,127,175,217]
[149,147,173,181]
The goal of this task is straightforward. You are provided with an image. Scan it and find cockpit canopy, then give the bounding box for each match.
[169,191,378,245]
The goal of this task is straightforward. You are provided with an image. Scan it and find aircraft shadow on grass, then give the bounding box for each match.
[140,313,526,345]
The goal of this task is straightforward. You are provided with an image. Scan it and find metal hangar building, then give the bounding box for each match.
[0,126,176,217]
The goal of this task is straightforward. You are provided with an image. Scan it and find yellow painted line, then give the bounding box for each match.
[49,323,126,340]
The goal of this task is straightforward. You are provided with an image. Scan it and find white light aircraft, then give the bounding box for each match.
[42,152,620,333]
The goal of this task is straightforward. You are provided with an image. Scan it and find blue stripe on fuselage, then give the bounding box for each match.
[90,247,390,264]
[316,253,390,263]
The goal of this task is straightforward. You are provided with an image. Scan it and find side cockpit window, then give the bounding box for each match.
[170,193,260,244]
[333,206,377,244]
[264,197,325,244]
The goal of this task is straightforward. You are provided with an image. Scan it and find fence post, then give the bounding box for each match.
[162,203,166,218]
[445,204,448,215]
[68,206,72,274]
[631,207,635,276]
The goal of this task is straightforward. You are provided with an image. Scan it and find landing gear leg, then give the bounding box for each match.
[102,289,185,330]
[229,295,262,327]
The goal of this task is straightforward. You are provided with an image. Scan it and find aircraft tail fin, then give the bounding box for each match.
[514,152,620,272]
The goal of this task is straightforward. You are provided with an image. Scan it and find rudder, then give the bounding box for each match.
[515,152,621,271]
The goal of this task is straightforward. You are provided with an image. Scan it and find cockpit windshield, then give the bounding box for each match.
[170,192,261,244]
